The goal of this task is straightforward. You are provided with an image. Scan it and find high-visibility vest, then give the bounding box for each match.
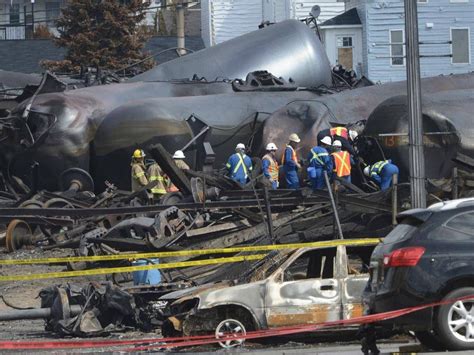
[131,163,148,192]
[262,154,279,181]
[281,145,297,166]
[233,153,250,178]
[330,127,348,139]
[370,160,388,176]
[147,164,167,195]
[332,151,351,177]
[310,148,329,167]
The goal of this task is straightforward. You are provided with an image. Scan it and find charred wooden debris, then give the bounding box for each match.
[0,143,406,259]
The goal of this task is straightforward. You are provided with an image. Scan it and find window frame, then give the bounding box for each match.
[389,29,405,67]
[45,2,62,24]
[9,4,20,25]
[450,27,471,65]
[276,248,337,282]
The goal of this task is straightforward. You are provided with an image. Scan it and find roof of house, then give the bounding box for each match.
[0,36,205,74]
[320,8,362,27]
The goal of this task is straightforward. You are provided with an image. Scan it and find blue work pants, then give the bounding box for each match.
[380,164,399,191]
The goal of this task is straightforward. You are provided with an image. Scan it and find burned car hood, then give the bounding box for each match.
[159,282,231,301]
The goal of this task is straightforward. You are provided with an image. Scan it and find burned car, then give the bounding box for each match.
[159,240,377,346]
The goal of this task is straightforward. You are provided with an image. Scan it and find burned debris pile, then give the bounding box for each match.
[0,143,403,261]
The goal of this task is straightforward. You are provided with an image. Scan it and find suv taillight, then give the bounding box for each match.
[383,247,425,267]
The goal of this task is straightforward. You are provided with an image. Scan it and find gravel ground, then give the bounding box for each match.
[0,246,162,345]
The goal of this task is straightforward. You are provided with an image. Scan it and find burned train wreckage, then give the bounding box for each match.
[0,17,473,343]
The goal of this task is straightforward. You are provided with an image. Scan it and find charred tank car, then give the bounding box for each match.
[0,20,332,191]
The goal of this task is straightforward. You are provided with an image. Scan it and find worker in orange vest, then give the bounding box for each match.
[317,126,358,156]
[331,140,354,183]
[262,143,279,189]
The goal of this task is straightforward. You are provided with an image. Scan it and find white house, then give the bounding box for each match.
[344,0,474,83]
[201,0,346,47]
[319,8,364,73]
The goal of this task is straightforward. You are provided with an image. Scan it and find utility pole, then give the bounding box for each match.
[176,0,186,55]
[404,0,426,208]
[31,0,35,36]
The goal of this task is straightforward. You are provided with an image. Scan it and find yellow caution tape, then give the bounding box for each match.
[0,254,266,282]
[0,238,381,265]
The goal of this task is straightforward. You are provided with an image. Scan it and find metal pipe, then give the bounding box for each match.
[0,305,81,321]
[23,5,27,38]
[452,167,458,199]
[176,4,185,56]
[31,1,35,36]
[404,0,426,208]
[263,187,275,244]
[323,171,343,239]
[392,174,398,226]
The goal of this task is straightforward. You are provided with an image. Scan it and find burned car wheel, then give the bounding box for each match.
[215,318,247,349]
[436,287,474,350]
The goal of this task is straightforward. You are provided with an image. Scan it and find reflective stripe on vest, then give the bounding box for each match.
[281,145,297,165]
[263,154,279,181]
[332,151,351,177]
[370,160,388,176]
[233,153,249,177]
[133,171,145,179]
[310,148,328,166]
[330,127,348,139]
[149,176,166,194]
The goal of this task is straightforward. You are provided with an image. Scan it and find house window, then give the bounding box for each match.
[46,2,61,24]
[451,28,470,64]
[418,0,428,3]
[450,0,468,3]
[9,4,20,25]
[390,29,405,66]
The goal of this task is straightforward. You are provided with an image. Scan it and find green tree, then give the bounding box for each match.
[43,0,154,73]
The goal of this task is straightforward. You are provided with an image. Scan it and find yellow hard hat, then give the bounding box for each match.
[132,149,145,159]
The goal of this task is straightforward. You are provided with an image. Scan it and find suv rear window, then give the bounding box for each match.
[444,212,474,237]
[383,221,418,244]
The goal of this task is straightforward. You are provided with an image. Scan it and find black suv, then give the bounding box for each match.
[363,198,474,351]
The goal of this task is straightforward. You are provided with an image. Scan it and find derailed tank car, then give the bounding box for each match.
[256,74,474,163]
[0,20,332,191]
[92,90,318,190]
[361,90,474,184]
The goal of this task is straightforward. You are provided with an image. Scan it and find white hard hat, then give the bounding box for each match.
[236,143,246,150]
[333,140,342,147]
[349,130,358,141]
[288,133,301,143]
[173,150,185,159]
[266,142,278,151]
[321,136,332,145]
[364,166,370,176]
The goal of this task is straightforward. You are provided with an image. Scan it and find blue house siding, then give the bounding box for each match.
[346,0,368,75]
[352,0,474,83]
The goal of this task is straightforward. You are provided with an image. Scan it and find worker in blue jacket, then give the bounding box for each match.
[307,136,333,190]
[281,133,301,189]
[226,143,253,185]
[364,159,399,191]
